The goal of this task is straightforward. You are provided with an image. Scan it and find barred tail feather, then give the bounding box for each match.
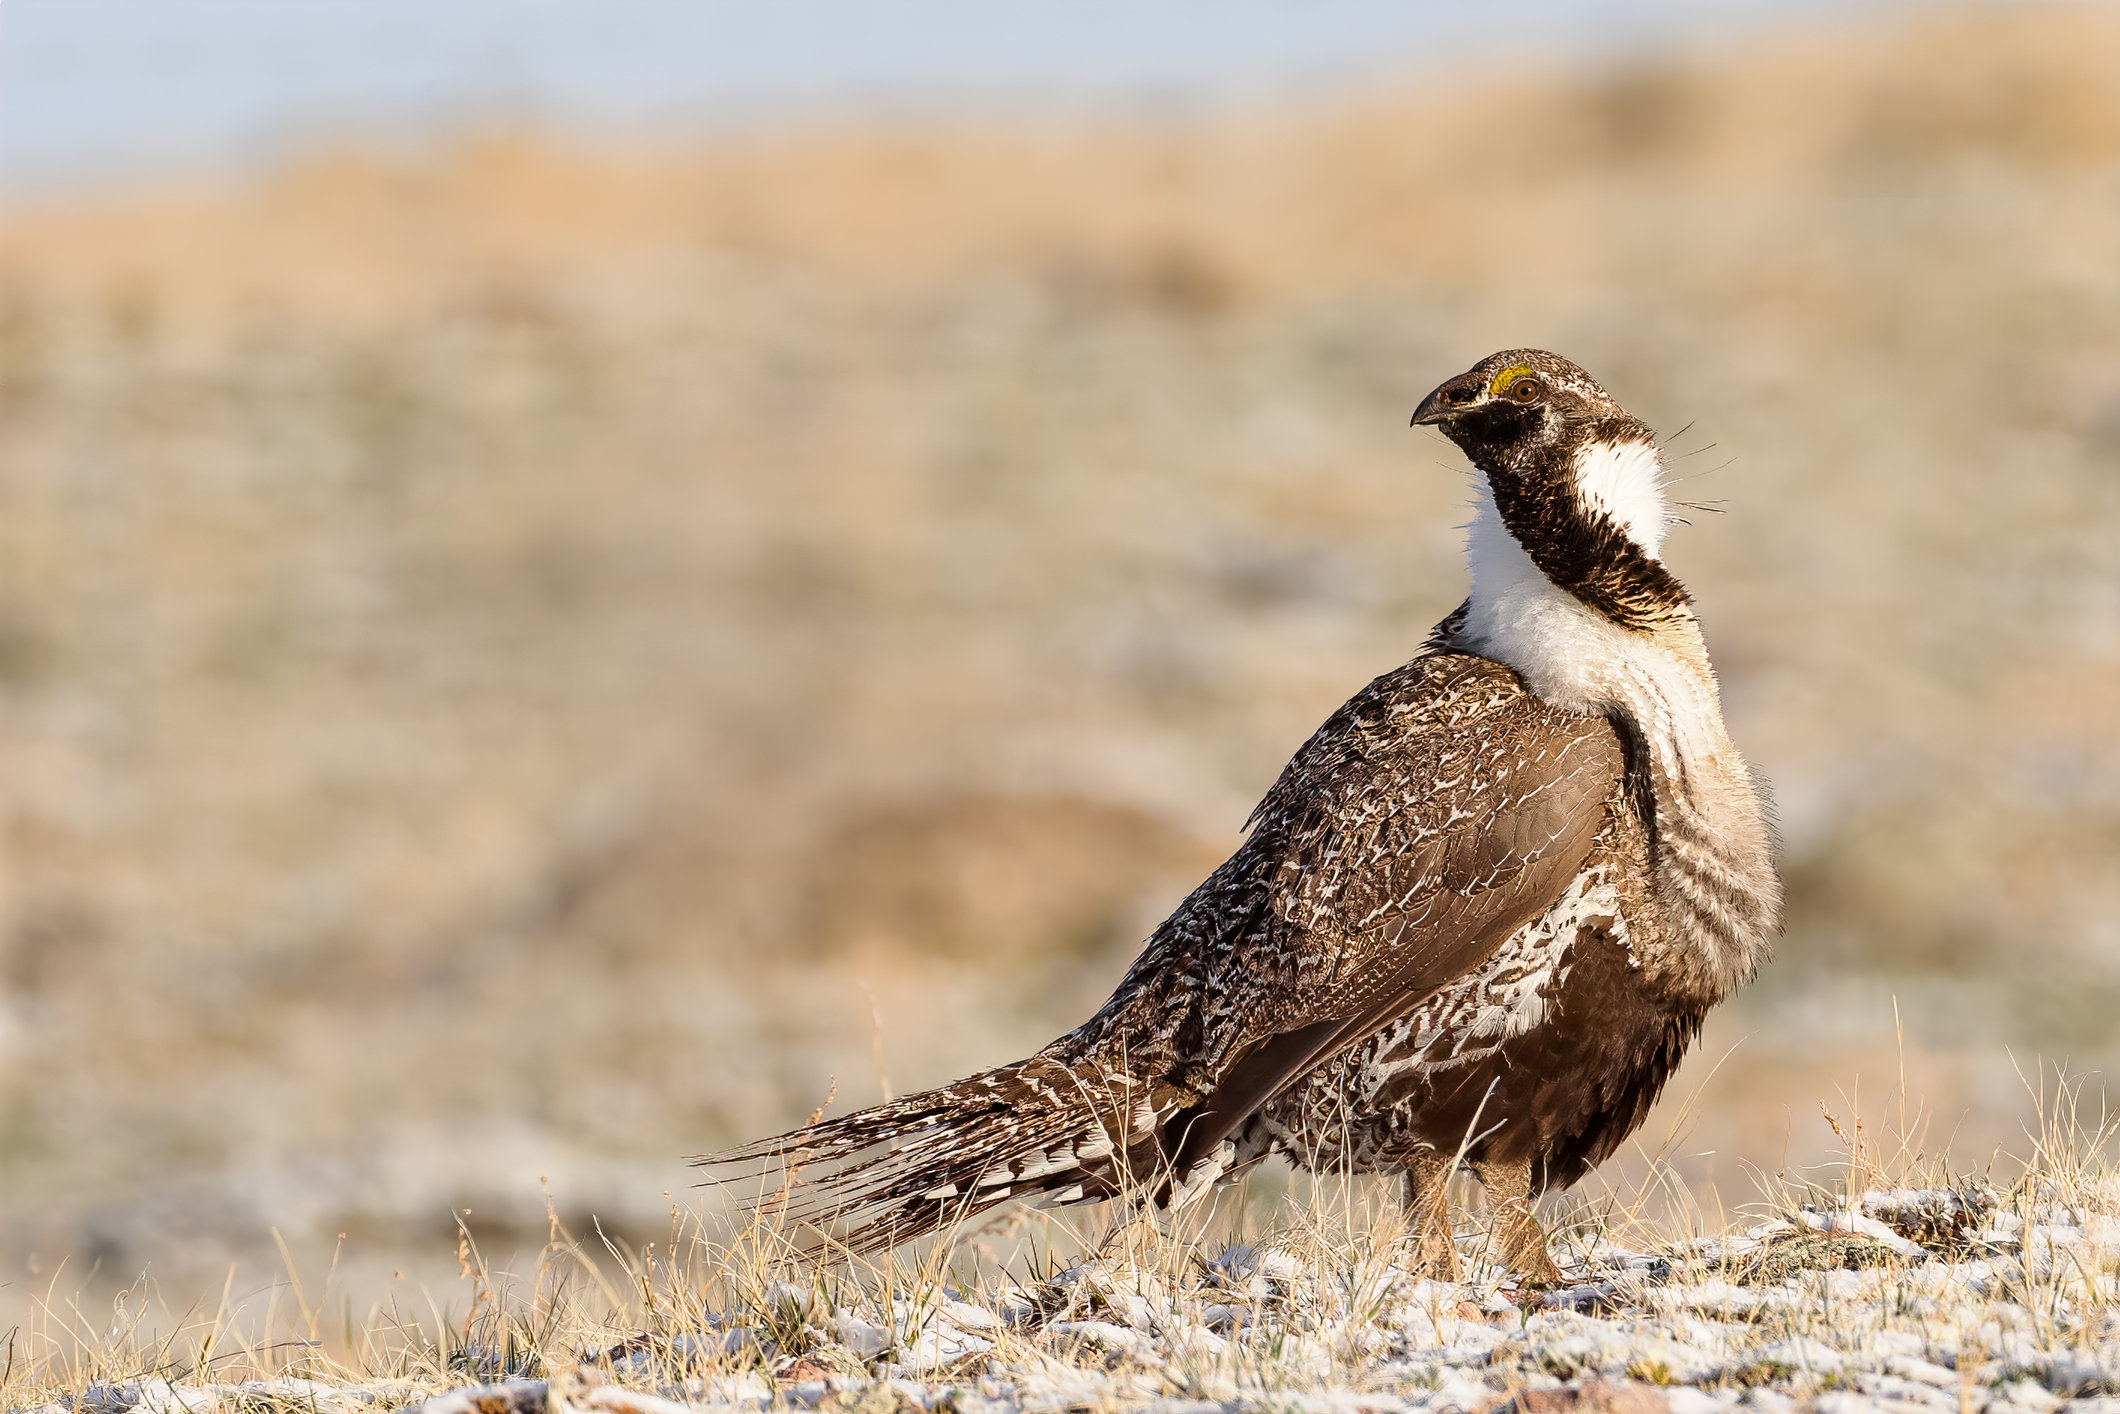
[692,1053,1166,1255]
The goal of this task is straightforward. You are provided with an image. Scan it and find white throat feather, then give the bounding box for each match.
[1459,436,1688,716]
[1573,437,1668,558]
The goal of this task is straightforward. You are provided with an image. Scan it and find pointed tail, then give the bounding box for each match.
[693,1054,1170,1255]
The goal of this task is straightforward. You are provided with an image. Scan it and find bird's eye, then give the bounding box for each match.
[1510,378,1544,404]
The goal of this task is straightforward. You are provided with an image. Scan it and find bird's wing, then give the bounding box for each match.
[1164,654,1625,1174]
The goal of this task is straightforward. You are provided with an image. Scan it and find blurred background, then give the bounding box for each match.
[3,0,2119,1329]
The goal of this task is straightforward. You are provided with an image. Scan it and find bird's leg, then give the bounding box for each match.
[1471,1158,1562,1288]
[1400,1148,1461,1281]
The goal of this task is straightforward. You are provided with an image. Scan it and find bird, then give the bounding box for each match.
[698,349,1780,1282]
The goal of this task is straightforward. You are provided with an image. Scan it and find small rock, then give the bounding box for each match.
[1530,1332,1633,1380]
[122,1384,217,1414]
[1797,1208,1927,1260]
[1044,1261,1104,1294]
[1206,1244,1300,1300]
[75,1385,140,1414]
[1883,1354,1960,1389]
[574,1387,693,1414]
[394,1380,548,1414]
[778,1348,871,1382]
[1044,1319,1152,1356]
[1991,1378,2061,1411]
[991,1287,1037,1326]
[1510,1379,1669,1414]
[936,1297,998,1333]
[832,1313,890,1360]
[2044,1350,2112,1397]
[695,1372,772,1407]
[1733,1232,1906,1284]
[1845,1370,1956,1407]
[1165,1322,1229,1357]
[1745,1339,1844,1379]
[891,1326,993,1373]
[1623,1335,1723,1386]
[1858,1185,1998,1247]
[1662,1391,1723,1414]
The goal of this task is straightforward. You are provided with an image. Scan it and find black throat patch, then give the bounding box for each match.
[1455,411,1692,631]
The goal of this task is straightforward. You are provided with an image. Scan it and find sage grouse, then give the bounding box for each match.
[701,350,1779,1281]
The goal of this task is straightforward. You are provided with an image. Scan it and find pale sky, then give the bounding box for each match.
[1,0,1910,192]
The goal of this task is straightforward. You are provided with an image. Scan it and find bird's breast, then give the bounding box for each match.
[1358,859,1633,1092]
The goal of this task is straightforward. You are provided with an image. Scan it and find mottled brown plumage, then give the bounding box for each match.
[698,350,1780,1276]
[1233,696,1699,1282]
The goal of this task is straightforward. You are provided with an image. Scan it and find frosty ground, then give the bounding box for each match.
[13,1159,2120,1414]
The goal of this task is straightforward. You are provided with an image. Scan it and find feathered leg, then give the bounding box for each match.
[1400,1147,1460,1280]
[1471,1158,1561,1286]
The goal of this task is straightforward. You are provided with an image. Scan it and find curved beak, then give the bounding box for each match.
[1410,371,1486,427]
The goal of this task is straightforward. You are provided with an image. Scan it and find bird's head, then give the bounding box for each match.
[1414,348,1687,632]
[1411,348,1633,469]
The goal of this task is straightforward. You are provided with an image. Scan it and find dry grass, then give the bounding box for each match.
[5,1063,2119,1413]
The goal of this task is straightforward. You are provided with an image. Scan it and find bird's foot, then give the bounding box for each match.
[1399,1150,1464,1282]
[1492,1205,1564,1290]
